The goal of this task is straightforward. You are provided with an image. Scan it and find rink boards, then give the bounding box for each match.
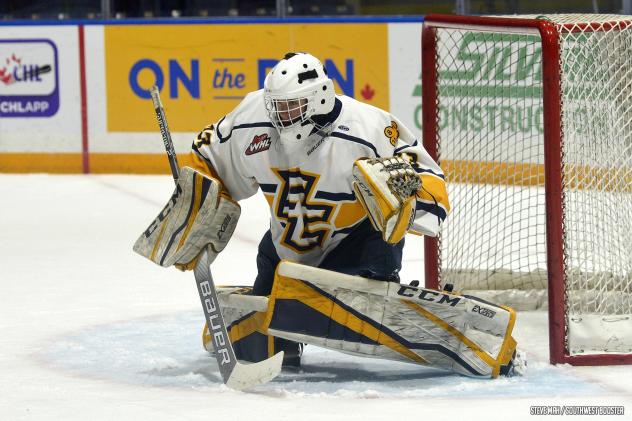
[0,19,423,173]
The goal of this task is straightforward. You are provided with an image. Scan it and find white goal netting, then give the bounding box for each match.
[429,14,632,355]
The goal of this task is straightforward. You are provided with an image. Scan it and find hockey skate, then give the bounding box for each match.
[500,349,527,377]
[276,339,304,371]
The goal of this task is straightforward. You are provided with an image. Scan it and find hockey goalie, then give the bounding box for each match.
[133,52,526,379]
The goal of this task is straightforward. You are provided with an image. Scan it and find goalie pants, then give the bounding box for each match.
[253,218,405,296]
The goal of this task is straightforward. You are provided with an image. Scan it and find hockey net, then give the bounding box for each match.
[422,14,632,364]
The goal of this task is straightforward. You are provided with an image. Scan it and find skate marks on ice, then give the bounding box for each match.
[42,310,606,398]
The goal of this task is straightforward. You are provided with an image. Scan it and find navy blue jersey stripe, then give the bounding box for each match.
[416,201,447,220]
[414,167,445,179]
[393,139,419,154]
[259,183,277,194]
[217,118,275,143]
[331,220,365,238]
[314,191,356,201]
[330,132,379,157]
[192,143,213,161]
[215,117,228,142]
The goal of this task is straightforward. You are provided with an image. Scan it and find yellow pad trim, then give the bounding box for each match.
[228,312,268,343]
[355,161,398,221]
[494,305,518,378]
[267,334,275,358]
[175,172,205,253]
[265,270,427,365]
[353,182,379,231]
[402,300,495,367]
[402,300,518,377]
[149,216,169,262]
[202,322,211,350]
[387,196,414,244]
[202,311,269,352]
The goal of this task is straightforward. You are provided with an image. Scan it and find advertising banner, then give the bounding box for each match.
[104,23,389,133]
[0,39,59,117]
[0,25,81,172]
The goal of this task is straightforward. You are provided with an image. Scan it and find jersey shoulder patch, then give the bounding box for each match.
[245,133,272,156]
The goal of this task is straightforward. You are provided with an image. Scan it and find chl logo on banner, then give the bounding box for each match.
[245,133,271,155]
[0,39,59,117]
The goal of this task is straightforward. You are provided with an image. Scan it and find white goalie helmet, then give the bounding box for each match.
[264,52,336,143]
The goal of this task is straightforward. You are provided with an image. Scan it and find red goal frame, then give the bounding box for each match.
[421,14,632,366]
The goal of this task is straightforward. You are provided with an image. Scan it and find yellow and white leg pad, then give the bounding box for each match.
[133,166,240,269]
[352,157,421,244]
[209,262,521,378]
[257,262,520,378]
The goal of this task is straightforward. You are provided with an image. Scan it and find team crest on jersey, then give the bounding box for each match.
[245,133,271,155]
[384,121,399,146]
[272,168,334,253]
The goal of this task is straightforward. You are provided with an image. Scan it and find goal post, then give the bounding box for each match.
[422,14,632,365]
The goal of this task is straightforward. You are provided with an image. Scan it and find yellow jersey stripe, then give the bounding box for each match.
[418,173,451,213]
[333,200,366,228]
[263,193,274,208]
[189,150,221,180]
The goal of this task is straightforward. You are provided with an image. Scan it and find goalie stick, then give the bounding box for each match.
[149,86,283,391]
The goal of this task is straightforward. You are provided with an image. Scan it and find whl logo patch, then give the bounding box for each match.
[245,133,271,155]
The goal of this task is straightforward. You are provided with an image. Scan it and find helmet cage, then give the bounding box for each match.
[264,94,314,131]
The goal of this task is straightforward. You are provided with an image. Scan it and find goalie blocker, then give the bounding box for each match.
[133,166,240,270]
[206,261,525,378]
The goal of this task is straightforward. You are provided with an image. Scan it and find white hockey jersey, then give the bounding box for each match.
[190,89,450,267]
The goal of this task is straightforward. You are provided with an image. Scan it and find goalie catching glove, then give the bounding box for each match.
[133,166,240,270]
[352,156,421,244]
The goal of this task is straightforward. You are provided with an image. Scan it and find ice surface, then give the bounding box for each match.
[1,174,631,421]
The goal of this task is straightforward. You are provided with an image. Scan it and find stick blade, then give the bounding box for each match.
[225,351,284,391]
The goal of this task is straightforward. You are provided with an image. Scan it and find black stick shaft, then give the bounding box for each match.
[147,84,240,386]
[150,86,180,184]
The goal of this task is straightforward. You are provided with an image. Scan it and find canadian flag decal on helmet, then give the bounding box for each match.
[245,133,272,155]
